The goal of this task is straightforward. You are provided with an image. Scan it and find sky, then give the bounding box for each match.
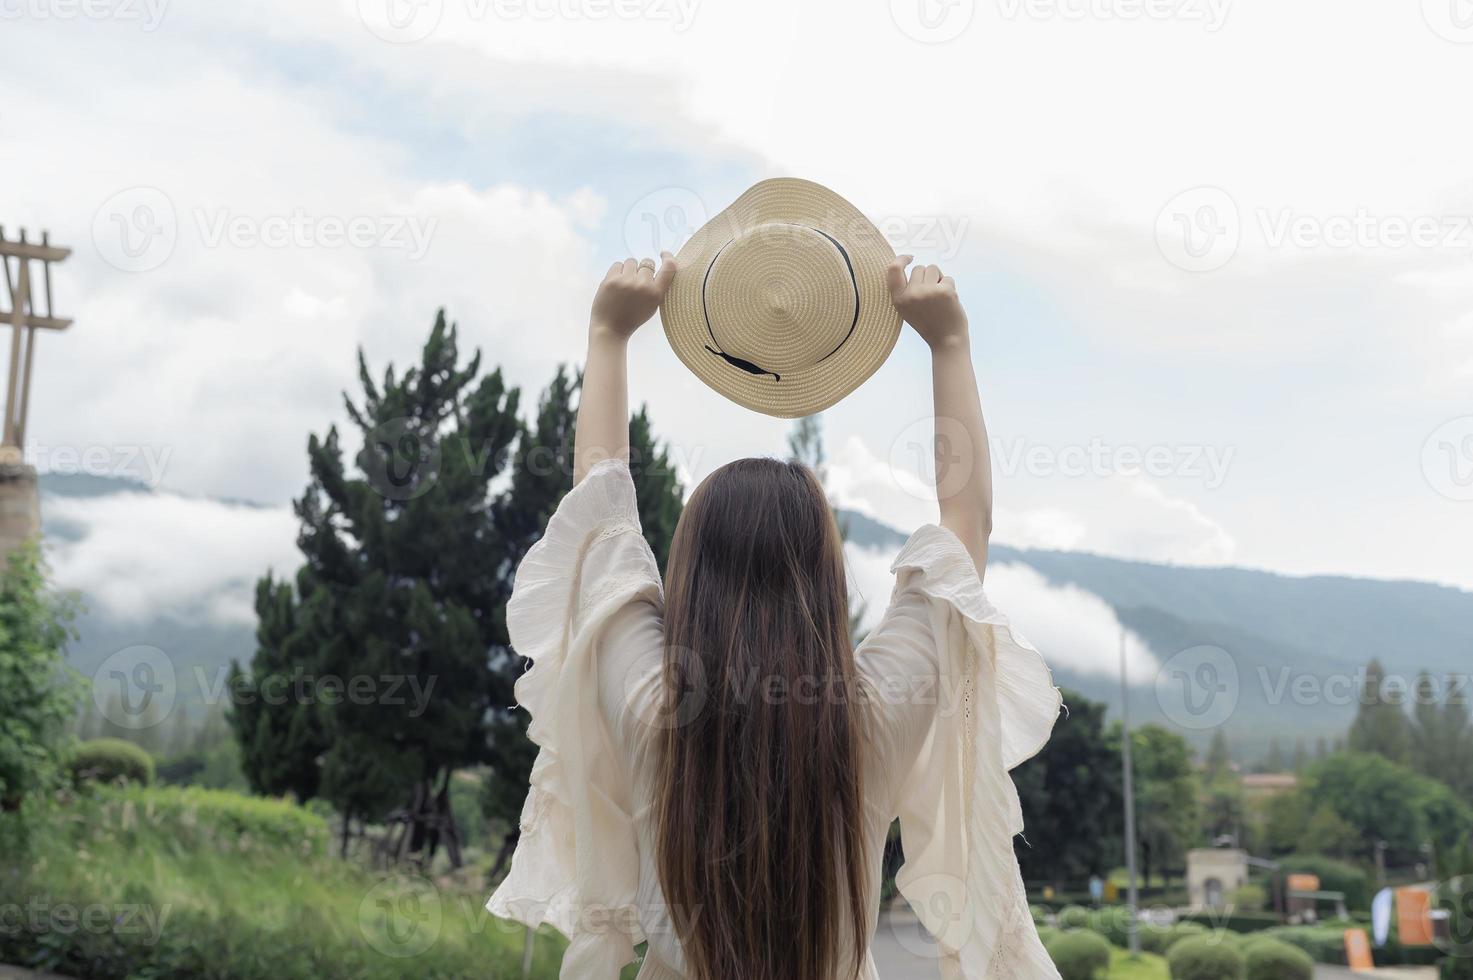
[5,0,1473,641]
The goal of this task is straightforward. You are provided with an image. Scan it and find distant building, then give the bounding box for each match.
[1241,772,1298,798]
[1188,848,1249,910]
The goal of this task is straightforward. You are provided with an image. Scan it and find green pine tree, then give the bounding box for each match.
[1349,658,1412,764]
[1205,729,1232,777]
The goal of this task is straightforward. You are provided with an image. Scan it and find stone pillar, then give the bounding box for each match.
[0,459,40,560]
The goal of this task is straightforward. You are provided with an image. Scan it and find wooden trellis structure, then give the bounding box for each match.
[0,226,72,456]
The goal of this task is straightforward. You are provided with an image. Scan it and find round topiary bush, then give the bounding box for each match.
[1243,939,1313,980]
[1046,928,1113,980]
[1164,922,1212,952]
[1057,905,1092,930]
[1089,905,1132,947]
[1032,904,1050,926]
[1168,935,1246,980]
[69,738,154,786]
[1138,920,1175,954]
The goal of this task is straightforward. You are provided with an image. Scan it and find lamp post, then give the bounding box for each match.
[1121,627,1141,955]
[0,226,72,559]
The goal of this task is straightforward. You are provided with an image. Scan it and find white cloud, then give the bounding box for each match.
[44,492,297,625]
[845,541,1157,684]
[4,25,605,506]
[828,434,1237,567]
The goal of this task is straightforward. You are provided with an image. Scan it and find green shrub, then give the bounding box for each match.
[69,738,154,786]
[0,785,536,979]
[1243,939,1313,980]
[1087,905,1133,947]
[1179,910,1281,934]
[1032,904,1050,925]
[1037,925,1062,947]
[1058,905,1092,930]
[1046,929,1113,980]
[1230,884,1268,912]
[1260,925,1346,965]
[1164,922,1212,952]
[1272,854,1369,910]
[1168,935,1245,980]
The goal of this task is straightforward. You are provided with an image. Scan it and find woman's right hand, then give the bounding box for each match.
[887,255,969,352]
[590,252,677,341]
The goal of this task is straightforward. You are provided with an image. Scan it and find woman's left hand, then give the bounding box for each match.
[590,252,677,340]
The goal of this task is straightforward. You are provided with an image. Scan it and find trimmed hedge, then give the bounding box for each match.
[1178,910,1281,934]
[1046,929,1112,980]
[68,738,154,787]
[1058,905,1092,930]
[1243,939,1313,980]
[1168,935,1245,980]
[1261,924,1443,968]
[1271,854,1369,910]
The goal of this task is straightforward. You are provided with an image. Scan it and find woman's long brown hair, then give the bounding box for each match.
[654,457,869,980]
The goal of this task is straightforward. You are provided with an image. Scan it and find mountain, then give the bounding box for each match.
[836,507,1473,757]
[34,473,1471,764]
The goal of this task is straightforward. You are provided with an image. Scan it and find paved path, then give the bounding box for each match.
[870,909,941,979]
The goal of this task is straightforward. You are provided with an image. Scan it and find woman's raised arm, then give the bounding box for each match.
[887,256,993,577]
[573,252,676,484]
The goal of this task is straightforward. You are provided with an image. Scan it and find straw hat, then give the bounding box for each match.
[660,178,902,419]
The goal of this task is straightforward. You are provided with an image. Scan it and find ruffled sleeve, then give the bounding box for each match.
[485,458,663,979]
[882,525,1063,980]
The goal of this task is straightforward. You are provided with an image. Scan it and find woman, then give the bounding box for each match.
[488,252,1062,980]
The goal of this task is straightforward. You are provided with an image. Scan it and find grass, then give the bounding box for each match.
[0,785,567,979]
[1108,946,1171,979]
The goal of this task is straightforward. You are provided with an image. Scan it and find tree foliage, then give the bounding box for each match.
[1119,723,1200,885]
[1348,658,1412,764]
[231,312,684,865]
[1294,752,1473,865]
[1014,689,1120,887]
[0,542,79,809]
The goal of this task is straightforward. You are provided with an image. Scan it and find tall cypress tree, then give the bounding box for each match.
[1349,658,1412,764]
[233,311,523,864]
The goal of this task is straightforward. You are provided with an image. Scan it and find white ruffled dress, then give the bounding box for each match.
[486,460,1064,979]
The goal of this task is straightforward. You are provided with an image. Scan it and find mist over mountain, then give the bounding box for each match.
[38,472,1471,765]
